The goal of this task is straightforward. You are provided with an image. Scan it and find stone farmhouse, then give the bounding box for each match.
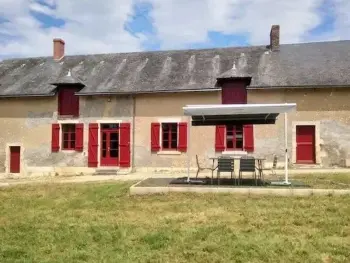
[1,25,350,176]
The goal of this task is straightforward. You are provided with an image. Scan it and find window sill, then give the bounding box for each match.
[57,115,79,120]
[157,150,182,155]
[221,150,247,156]
[61,150,77,153]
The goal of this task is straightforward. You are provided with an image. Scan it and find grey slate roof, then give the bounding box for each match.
[51,70,85,86]
[0,40,350,97]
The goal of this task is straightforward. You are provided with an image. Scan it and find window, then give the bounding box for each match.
[161,123,178,150]
[215,125,254,152]
[226,125,243,150]
[62,124,76,150]
[58,87,80,117]
[51,123,84,152]
[151,122,187,152]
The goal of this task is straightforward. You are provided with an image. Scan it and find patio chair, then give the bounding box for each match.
[195,155,217,179]
[216,157,235,185]
[239,156,257,186]
[262,155,278,178]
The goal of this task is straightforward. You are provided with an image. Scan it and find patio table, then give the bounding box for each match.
[209,156,266,184]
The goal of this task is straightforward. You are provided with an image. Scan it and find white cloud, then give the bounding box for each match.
[147,0,326,49]
[0,0,349,59]
[0,0,144,58]
[147,0,350,49]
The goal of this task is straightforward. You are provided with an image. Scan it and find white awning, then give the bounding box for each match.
[183,103,297,116]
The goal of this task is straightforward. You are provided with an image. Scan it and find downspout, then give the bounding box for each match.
[131,94,136,173]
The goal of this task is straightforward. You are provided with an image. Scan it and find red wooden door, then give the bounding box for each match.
[296,125,315,164]
[100,124,119,166]
[10,146,20,173]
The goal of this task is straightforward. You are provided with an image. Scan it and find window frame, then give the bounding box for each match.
[61,123,76,150]
[161,122,179,151]
[225,125,244,150]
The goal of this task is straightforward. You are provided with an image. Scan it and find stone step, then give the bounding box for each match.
[292,164,322,169]
[93,169,119,175]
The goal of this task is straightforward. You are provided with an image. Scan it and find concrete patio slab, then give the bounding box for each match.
[129,179,350,196]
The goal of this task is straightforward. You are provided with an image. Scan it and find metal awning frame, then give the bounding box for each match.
[182,103,297,185]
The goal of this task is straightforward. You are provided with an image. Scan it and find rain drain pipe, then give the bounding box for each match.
[131,94,136,173]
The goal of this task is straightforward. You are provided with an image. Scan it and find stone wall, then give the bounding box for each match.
[0,95,133,175]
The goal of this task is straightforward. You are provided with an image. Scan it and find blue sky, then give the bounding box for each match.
[0,0,349,59]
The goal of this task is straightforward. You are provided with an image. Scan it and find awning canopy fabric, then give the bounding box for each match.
[183,103,296,126]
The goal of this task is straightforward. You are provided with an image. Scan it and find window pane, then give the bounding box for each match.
[62,124,75,132]
[102,133,107,141]
[110,132,118,141]
[71,133,76,142]
[71,140,75,148]
[63,140,69,149]
[111,141,118,150]
[163,140,169,149]
[63,133,69,141]
[162,124,169,132]
[170,124,177,132]
[102,149,106,157]
[227,141,233,149]
[171,132,177,141]
[236,140,243,149]
[102,124,119,129]
[171,140,177,149]
[110,149,118,158]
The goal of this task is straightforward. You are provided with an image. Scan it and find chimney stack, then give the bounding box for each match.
[53,38,65,60]
[270,25,280,51]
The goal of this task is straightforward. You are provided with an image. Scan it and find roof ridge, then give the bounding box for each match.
[2,39,350,62]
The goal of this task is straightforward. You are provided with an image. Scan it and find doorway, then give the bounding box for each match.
[100,124,119,166]
[9,146,21,173]
[296,125,316,164]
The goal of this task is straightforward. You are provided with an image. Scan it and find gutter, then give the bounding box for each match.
[247,85,350,90]
[131,94,136,173]
[76,88,221,96]
[0,92,56,98]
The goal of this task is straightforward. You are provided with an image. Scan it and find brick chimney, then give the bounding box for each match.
[270,25,280,51]
[53,38,65,60]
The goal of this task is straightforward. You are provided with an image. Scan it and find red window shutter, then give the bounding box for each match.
[88,123,99,167]
[243,125,254,152]
[178,122,187,152]
[215,125,225,151]
[58,88,80,116]
[119,123,131,168]
[151,122,160,151]
[75,123,84,152]
[51,123,60,152]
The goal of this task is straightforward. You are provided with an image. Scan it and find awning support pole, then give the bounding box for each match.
[284,112,289,184]
[187,116,191,183]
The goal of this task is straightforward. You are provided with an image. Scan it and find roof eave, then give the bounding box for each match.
[247,84,350,89]
[0,92,56,98]
[76,88,221,96]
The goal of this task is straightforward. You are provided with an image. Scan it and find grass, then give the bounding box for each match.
[0,181,350,263]
[287,173,350,189]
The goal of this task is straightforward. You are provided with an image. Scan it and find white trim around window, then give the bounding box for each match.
[157,120,182,155]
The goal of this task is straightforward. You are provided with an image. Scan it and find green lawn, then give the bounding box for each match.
[290,173,350,188]
[1,182,350,263]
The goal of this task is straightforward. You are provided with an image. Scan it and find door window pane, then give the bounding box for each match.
[110,149,118,158]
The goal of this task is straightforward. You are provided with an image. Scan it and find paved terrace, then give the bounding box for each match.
[1,168,350,188]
